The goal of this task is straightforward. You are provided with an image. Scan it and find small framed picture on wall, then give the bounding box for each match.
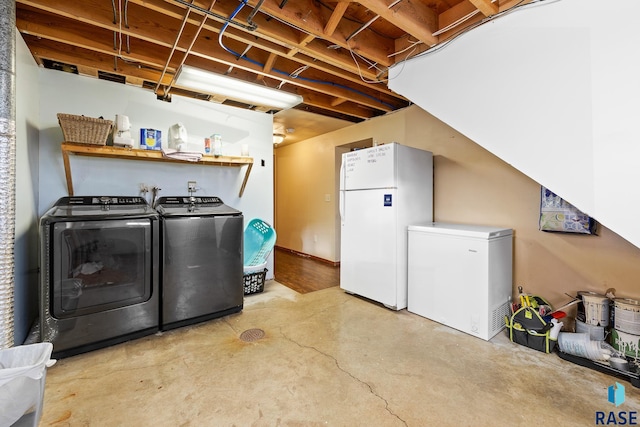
[539,186,597,235]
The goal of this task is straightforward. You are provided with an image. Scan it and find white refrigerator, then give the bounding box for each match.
[339,143,433,310]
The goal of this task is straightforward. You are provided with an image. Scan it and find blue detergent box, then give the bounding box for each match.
[140,129,162,150]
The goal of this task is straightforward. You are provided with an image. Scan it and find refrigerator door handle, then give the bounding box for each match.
[339,160,345,223]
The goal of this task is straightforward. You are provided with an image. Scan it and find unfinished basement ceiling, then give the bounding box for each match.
[16,0,529,142]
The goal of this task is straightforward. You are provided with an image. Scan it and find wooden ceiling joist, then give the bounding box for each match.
[16,0,501,124]
[324,2,350,36]
[356,0,438,47]
[467,0,499,16]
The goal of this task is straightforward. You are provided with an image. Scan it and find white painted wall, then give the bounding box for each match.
[38,69,273,218]
[38,69,275,272]
[14,34,40,345]
[389,0,640,249]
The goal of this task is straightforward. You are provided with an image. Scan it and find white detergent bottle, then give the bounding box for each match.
[550,319,563,340]
[212,134,222,156]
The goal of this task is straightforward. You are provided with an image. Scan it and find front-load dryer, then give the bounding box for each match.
[40,196,160,358]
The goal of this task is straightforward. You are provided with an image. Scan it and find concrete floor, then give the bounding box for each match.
[40,281,640,426]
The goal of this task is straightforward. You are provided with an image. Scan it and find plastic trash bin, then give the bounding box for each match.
[0,343,56,427]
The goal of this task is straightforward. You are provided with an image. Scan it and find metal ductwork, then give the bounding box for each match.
[0,0,17,349]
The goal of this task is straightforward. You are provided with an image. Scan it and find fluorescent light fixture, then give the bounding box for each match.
[273,134,285,145]
[176,65,303,110]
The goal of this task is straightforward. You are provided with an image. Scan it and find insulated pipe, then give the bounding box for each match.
[0,0,16,349]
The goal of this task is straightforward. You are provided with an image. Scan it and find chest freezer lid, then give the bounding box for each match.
[408,222,512,239]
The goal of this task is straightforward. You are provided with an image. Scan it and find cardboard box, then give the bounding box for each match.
[140,129,162,150]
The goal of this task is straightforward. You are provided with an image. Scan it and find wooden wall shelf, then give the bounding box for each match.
[61,142,254,197]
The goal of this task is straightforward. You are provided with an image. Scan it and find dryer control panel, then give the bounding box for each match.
[158,196,223,206]
[57,196,148,206]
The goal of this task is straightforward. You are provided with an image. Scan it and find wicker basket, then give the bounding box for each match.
[57,113,113,145]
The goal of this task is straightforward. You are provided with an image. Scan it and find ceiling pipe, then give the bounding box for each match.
[113,0,131,68]
[124,0,130,53]
[163,1,222,96]
[110,0,117,24]
[124,0,130,28]
[154,3,194,95]
[246,0,265,29]
[159,0,266,98]
[173,0,258,31]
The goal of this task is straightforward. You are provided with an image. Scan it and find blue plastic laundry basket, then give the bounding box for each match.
[243,218,277,268]
[243,219,276,295]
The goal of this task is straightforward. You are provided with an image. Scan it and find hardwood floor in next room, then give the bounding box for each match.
[274,246,339,294]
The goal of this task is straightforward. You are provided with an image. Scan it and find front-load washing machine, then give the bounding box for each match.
[155,196,243,330]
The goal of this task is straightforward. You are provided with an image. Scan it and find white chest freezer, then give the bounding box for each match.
[407,223,513,341]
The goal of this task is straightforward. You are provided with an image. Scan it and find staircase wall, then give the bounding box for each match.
[389,0,640,249]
